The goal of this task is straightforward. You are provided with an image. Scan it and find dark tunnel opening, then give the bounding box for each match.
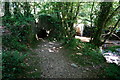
[36,29,48,40]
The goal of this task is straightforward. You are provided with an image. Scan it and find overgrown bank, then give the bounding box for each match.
[2,12,37,79]
[63,37,120,79]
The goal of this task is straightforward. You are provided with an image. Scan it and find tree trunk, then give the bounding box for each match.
[91,2,113,47]
[4,2,11,25]
[4,2,11,16]
[90,2,94,40]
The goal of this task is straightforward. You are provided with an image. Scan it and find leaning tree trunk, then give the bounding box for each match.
[103,19,120,43]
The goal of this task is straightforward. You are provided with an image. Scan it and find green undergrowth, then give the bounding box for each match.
[100,63,120,79]
[0,36,2,45]
[2,15,39,79]
[2,32,42,79]
[3,35,28,51]
[102,46,120,79]
[63,37,105,66]
[2,50,28,79]
[2,39,41,79]
[62,37,81,50]
[63,37,120,79]
[105,45,120,52]
[30,39,41,49]
[23,51,41,78]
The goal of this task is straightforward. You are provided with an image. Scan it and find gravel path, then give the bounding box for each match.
[33,40,98,78]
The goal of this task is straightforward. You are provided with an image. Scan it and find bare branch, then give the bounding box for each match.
[102,19,120,44]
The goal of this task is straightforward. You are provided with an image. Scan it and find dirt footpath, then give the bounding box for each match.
[32,40,99,78]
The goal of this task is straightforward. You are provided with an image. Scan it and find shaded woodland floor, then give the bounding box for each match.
[25,40,104,78]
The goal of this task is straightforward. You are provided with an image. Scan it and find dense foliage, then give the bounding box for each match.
[1,2,120,79]
[104,64,120,79]
[2,2,36,79]
[2,50,27,79]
